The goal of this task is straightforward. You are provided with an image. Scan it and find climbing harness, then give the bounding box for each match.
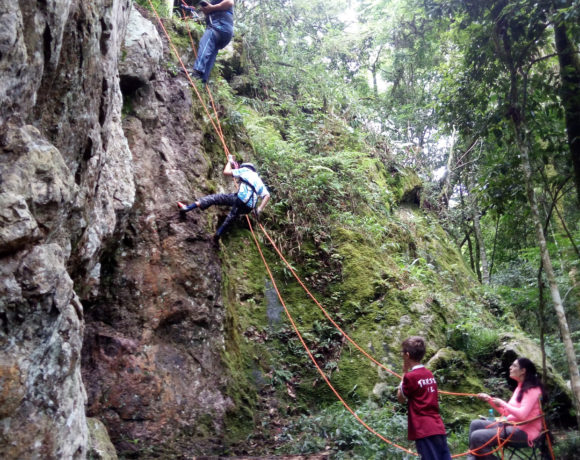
[177,0,201,20]
[235,171,260,208]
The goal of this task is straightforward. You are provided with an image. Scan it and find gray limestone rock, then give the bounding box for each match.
[119,7,163,92]
[1,0,133,457]
[88,417,118,460]
[0,244,87,459]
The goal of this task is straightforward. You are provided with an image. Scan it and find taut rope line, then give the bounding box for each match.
[246,216,418,456]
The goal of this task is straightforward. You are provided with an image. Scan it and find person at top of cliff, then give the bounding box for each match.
[187,0,234,84]
[466,357,546,460]
[177,155,270,241]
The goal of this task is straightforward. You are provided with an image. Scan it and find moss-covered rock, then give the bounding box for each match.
[87,418,118,460]
[386,166,423,205]
[428,348,487,426]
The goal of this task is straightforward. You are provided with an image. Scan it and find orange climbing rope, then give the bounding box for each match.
[177,2,200,60]
[256,221,478,397]
[246,216,418,456]
[145,4,417,453]
[176,4,233,158]
[257,222,402,379]
[146,0,230,156]
[541,410,556,460]
[144,4,555,458]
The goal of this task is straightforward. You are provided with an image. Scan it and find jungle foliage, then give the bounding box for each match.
[139,0,579,456]
[233,0,580,418]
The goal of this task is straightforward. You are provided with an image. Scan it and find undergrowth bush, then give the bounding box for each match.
[274,401,410,458]
[552,430,580,460]
[447,322,499,362]
[134,0,171,17]
[237,98,395,257]
[273,400,469,458]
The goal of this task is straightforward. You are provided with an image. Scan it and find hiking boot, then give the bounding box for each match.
[180,68,204,81]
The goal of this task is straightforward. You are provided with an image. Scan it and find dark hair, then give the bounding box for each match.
[516,357,547,403]
[240,162,256,172]
[402,336,426,362]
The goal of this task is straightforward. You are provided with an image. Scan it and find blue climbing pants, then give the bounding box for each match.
[193,18,233,83]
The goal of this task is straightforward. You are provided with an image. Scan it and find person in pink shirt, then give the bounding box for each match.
[467,357,546,459]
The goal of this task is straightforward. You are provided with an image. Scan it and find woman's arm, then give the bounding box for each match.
[477,393,505,414]
[202,0,234,14]
[496,388,541,421]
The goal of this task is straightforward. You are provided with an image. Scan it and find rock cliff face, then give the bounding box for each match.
[2,0,237,456]
[1,1,146,457]
[83,9,235,455]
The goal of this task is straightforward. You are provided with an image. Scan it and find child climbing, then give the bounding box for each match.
[177,156,270,241]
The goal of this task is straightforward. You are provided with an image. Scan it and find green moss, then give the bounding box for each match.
[121,94,134,119]
[386,166,423,204]
[334,227,395,304]
[220,229,271,441]
[166,22,203,61]
[332,345,382,400]
[210,101,568,455]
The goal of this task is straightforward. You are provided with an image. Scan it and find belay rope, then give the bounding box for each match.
[145,2,556,457]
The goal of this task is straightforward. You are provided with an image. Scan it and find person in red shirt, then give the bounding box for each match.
[467,357,546,460]
[397,336,451,460]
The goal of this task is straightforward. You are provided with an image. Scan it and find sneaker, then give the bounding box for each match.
[179,68,194,79]
[177,202,189,217]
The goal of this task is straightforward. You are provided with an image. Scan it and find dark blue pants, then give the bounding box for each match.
[198,193,251,236]
[193,19,233,82]
[416,434,452,460]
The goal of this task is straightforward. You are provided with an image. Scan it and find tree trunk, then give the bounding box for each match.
[474,233,482,283]
[554,23,580,204]
[493,2,580,418]
[489,213,500,281]
[438,126,457,207]
[515,123,580,428]
[466,233,476,274]
[538,264,548,385]
[471,208,489,284]
[467,170,490,284]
